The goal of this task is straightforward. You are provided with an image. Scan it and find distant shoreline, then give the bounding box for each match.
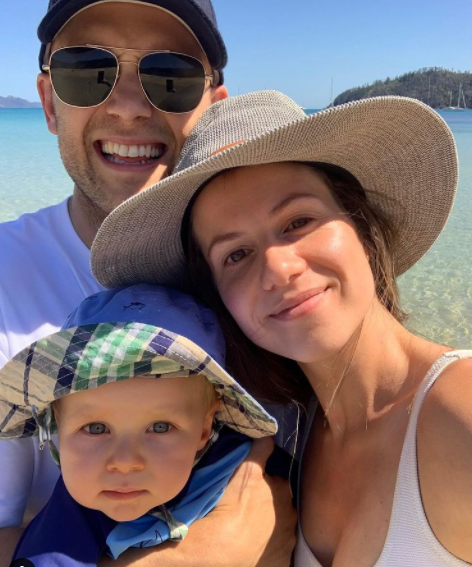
[0,106,42,109]
[0,95,41,109]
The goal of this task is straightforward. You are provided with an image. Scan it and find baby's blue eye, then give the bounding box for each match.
[151,422,173,433]
[84,423,108,435]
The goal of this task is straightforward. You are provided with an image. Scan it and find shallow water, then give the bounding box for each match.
[0,108,471,347]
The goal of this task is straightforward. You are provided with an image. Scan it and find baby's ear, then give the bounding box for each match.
[52,400,60,424]
[198,399,221,450]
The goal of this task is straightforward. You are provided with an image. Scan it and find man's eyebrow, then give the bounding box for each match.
[268,192,322,218]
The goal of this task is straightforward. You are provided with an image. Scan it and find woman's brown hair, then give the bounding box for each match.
[185,163,406,406]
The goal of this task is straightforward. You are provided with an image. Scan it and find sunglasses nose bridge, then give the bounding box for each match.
[107,60,154,117]
[115,60,140,87]
[116,60,142,82]
[115,60,139,82]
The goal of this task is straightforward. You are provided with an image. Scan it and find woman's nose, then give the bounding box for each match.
[261,245,306,290]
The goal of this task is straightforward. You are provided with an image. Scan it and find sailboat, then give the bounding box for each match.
[446,83,467,111]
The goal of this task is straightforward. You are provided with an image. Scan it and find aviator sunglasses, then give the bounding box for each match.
[42,45,217,114]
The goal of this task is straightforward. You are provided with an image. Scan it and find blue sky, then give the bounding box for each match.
[1,0,472,108]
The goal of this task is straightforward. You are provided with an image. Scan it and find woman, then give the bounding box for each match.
[91,91,472,566]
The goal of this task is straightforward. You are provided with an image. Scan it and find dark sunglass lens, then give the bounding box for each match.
[139,53,206,113]
[50,47,117,107]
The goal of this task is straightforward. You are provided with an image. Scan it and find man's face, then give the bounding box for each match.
[37,2,227,214]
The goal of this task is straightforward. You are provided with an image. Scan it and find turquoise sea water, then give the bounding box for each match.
[0,108,471,347]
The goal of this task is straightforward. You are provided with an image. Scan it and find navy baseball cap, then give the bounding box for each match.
[38,0,227,84]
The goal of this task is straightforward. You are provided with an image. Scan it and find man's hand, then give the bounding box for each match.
[0,527,23,567]
[104,437,297,567]
[208,436,297,566]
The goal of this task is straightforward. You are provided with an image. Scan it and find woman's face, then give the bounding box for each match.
[191,163,377,364]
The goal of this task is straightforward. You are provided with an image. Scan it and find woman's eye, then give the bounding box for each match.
[149,422,173,434]
[286,218,311,231]
[225,249,250,265]
[83,423,109,435]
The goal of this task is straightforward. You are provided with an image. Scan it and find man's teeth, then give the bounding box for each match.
[101,142,163,159]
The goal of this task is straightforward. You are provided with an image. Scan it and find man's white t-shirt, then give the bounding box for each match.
[0,198,104,527]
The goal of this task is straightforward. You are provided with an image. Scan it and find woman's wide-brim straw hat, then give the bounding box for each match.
[91,91,459,290]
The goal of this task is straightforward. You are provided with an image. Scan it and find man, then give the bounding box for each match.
[0,1,296,565]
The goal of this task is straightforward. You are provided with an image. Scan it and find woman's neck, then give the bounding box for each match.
[299,302,448,439]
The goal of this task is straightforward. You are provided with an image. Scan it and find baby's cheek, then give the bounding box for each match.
[148,440,198,500]
[60,442,103,506]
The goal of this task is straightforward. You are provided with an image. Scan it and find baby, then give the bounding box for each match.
[0,284,277,565]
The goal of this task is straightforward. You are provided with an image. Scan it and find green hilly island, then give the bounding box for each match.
[333,68,471,109]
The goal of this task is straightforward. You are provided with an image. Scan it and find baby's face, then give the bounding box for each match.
[56,376,218,521]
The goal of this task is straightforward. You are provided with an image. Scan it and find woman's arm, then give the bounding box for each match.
[100,438,297,567]
[418,357,472,563]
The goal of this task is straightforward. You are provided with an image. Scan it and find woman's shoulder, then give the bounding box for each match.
[419,351,472,437]
[417,352,472,563]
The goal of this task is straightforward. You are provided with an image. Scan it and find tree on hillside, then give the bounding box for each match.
[333,68,472,109]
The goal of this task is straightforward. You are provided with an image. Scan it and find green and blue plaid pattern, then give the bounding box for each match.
[0,322,277,441]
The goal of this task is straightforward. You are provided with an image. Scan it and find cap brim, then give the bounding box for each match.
[38,0,227,74]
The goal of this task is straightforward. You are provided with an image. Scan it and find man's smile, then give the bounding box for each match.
[97,140,167,167]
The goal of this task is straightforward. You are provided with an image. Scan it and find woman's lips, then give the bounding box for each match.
[270,288,328,321]
[102,489,148,500]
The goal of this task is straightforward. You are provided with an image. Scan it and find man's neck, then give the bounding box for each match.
[68,187,108,249]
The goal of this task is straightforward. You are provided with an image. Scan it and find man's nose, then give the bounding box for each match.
[106,438,146,473]
[261,245,306,291]
[104,62,153,122]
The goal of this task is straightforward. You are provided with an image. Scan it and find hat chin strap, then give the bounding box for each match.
[31,405,61,467]
[150,505,189,541]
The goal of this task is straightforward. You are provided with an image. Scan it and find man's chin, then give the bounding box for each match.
[96,172,172,210]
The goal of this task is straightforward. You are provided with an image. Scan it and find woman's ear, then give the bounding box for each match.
[197,398,221,450]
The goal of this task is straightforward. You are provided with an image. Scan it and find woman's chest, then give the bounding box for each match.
[299,419,407,567]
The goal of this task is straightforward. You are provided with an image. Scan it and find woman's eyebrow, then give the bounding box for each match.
[206,194,322,257]
[207,231,245,258]
[268,192,322,219]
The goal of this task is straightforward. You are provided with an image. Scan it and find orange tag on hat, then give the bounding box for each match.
[211,140,247,157]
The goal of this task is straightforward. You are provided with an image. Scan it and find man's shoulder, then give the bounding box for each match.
[0,200,70,260]
[0,199,69,235]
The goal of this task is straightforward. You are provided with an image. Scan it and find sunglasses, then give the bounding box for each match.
[42,45,217,114]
